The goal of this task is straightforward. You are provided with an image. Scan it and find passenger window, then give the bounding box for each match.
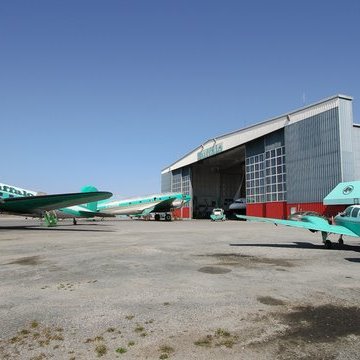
[351,208,360,218]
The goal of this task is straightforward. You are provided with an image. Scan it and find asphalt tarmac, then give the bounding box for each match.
[1,217,360,359]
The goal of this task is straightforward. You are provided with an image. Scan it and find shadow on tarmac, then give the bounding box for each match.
[0,224,114,232]
[230,241,360,253]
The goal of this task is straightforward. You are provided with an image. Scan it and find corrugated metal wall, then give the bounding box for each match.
[353,126,360,179]
[339,98,355,181]
[285,108,342,203]
[161,172,171,193]
[246,137,265,157]
[264,129,284,151]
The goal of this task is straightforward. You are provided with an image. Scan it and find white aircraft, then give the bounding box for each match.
[97,192,191,221]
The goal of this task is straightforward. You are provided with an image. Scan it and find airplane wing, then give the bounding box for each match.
[127,198,175,216]
[152,197,177,213]
[0,191,112,215]
[140,206,155,216]
[236,215,359,237]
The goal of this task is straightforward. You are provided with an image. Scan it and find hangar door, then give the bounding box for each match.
[191,146,245,219]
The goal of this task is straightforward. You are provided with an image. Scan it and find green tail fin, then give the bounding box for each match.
[81,185,99,212]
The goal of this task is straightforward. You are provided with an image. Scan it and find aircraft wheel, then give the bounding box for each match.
[165,214,172,222]
[338,238,344,246]
[73,218,77,225]
[324,240,332,249]
[154,214,160,221]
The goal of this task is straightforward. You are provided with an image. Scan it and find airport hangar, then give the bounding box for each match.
[161,94,360,219]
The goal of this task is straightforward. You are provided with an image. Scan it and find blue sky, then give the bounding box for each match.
[1,0,359,197]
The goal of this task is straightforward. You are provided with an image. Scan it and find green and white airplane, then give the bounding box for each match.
[56,186,115,225]
[237,182,360,249]
[0,182,112,226]
[97,192,191,221]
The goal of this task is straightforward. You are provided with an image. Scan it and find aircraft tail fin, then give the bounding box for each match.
[81,185,99,212]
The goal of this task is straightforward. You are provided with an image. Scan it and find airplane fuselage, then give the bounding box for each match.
[98,193,190,216]
[333,205,360,237]
[0,182,37,200]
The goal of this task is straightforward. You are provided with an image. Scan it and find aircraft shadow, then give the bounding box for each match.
[0,225,114,232]
[344,258,360,263]
[230,242,360,253]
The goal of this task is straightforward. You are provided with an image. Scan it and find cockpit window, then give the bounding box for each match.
[351,207,360,218]
[344,207,353,216]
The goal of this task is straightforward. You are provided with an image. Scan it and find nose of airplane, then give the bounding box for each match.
[182,195,191,203]
[172,199,182,207]
[172,195,191,208]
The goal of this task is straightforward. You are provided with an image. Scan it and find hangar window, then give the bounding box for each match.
[171,167,191,197]
[246,145,286,203]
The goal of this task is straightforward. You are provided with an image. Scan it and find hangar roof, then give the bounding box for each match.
[162,94,353,174]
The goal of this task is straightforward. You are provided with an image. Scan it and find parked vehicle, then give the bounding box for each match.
[210,208,226,221]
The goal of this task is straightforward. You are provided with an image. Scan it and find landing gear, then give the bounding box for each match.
[322,231,332,249]
[325,240,332,249]
[153,213,172,221]
[73,218,77,225]
[338,235,344,246]
[44,211,58,227]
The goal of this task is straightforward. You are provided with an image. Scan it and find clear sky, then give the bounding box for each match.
[1,0,359,197]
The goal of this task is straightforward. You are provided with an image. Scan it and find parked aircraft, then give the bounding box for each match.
[57,186,115,225]
[0,182,112,226]
[229,198,247,211]
[236,181,360,248]
[97,192,191,221]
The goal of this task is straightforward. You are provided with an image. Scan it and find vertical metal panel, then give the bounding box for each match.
[285,108,342,203]
[353,127,360,179]
[161,172,171,193]
[245,137,265,157]
[171,169,182,193]
[339,98,355,181]
[264,129,284,151]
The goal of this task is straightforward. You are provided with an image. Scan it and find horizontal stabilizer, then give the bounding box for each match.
[324,181,360,205]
